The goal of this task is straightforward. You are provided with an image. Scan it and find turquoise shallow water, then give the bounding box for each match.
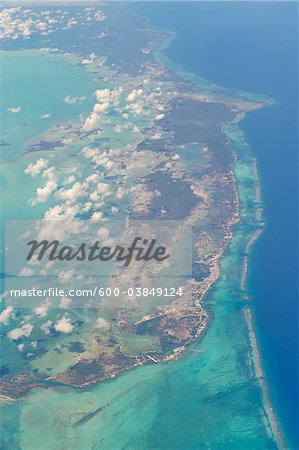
[0,49,98,215]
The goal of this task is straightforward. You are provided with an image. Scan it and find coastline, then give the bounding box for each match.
[223,114,286,449]
[150,23,285,450]
[0,5,292,448]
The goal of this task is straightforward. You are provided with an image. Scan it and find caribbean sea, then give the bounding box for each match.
[132,2,298,448]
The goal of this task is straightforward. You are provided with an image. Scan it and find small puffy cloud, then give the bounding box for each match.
[125,101,143,116]
[65,95,85,105]
[67,18,78,28]
[6,106,21,113]
[40,320,53,335]
[0,306,14,325]
[17,343,24,352]
[171,154,180,161]
[82,146,99,160]
[83,111,101,132]
[54,315,74,334]
[97,182,109,194]
[151,132,162,140]
[25,158,48,177]
[59,296,72,309]
[82,52,96,65]
[94,317,110,331]
[90,211,103,222]
[63,175,76,185]
[56,181,87,204]
[93,102,109,113]
[155,113,165,121]
[7,323,33,341]
[82,147,114,170]
[58,270,74,284]
[83,202,93,212]
[95,87,122,107]
[126,89,143,102]
[95,88,111,103]
[43,204,78,221]
[34,298,52,318]
[29,166,58,206]
[41,113,51,119]
[114,124,122,133]
[95,10,106,21]
[97,227,110,241]
[86,173,100,184]
[19,267,34,277]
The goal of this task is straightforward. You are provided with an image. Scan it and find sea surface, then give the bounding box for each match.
[0,3,297,449]
[132,2,298,448]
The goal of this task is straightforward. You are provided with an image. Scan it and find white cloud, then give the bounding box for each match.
[0,306,14,325]
[58,270,74,284]
[56,181,87,204]
[6,106,21,113]
[65,94,86,105]
[94,10,106,21]
[83,202,93,212]
[96,182,109,194]
[114,124,122,133]
[83,111,101,131]
[82,52,96,65]
[95,88,111,103]
[54,315,74,334]
[86,173,100,184]
[94,317,110,330]
[93,102,109,113]
[59,296,72,309]
[25,158,48,177]
[29,166,58,206]
[19,267,34,277]
[8,323,33,341]
[126,89,143,102]
[40,320,53,335]
[34,298,52,318]
[43,204,78,221]
[63,175,76,185]
[41,113,51,119]
[96,227,110,241]
[151,132,162,140]
[155,113,165,121]
[90,211,103,222]
[171,154,180,161]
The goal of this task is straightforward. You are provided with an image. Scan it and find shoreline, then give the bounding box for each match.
[224,108,286,449]
[0,7,287,449]
[223,107,287,446]
[244,308,286,450]
[152,18,285,450]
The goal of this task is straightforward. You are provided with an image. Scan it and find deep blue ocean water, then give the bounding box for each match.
[132,3,298,448]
